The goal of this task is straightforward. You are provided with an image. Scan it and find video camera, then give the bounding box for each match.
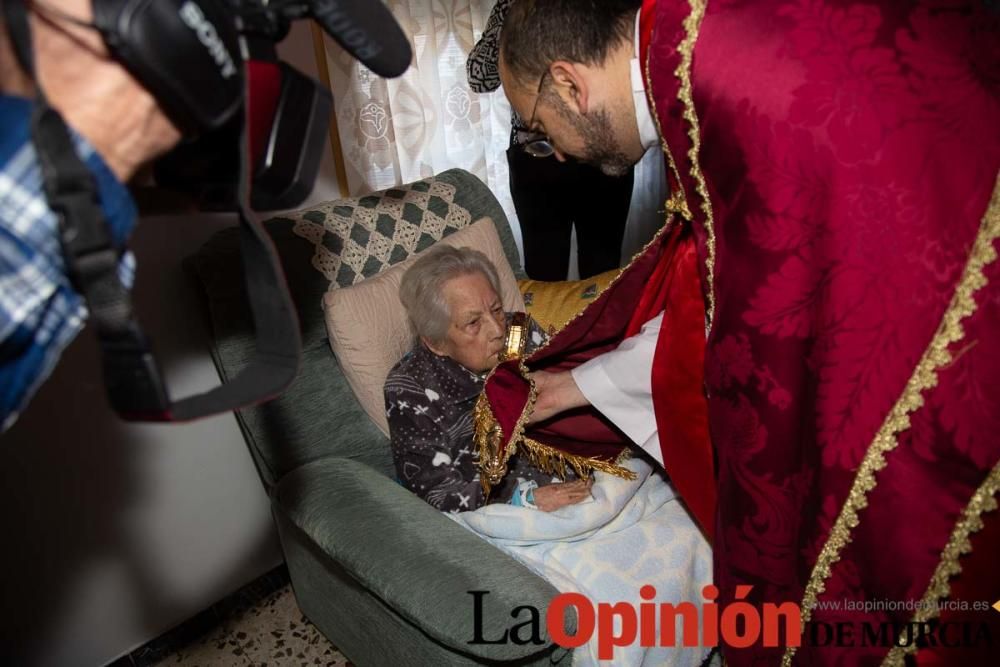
[151,0,413,210]
[2,0,411,422]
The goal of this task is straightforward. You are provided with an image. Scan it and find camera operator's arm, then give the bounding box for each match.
[0,1,180,431]
[1,0,180,180]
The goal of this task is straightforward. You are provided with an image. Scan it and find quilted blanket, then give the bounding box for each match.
[449,457,713,666]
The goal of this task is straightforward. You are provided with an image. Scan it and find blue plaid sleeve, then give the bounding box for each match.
[0,95,137,432]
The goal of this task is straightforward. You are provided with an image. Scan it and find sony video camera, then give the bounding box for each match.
[3,0,411,421]
[146,0,412,210]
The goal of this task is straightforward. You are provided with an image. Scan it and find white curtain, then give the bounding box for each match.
[316,0,665,263]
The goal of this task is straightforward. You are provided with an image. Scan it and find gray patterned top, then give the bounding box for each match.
[466,0,526,135]
[384,315,565,513]
[466,0,511,94]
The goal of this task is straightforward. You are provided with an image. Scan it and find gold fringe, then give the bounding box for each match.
[474,366,638,495]
[520,437,637,484]
[782,172,1000,666]
[881,462,1000,667]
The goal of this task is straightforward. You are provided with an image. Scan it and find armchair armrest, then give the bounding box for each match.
[274,456,575,662]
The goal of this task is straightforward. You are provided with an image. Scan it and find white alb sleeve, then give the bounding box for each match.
[570,312,663,464]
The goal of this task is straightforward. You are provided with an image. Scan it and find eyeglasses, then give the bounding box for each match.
[519,70,555,158]
[514,129,555,158]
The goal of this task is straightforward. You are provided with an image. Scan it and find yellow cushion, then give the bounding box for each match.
[519,268,621,334]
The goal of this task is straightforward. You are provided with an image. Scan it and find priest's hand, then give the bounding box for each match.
[529,370,589,423]
[532,478,593,512]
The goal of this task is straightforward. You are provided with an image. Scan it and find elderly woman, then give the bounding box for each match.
[384,245,590,514]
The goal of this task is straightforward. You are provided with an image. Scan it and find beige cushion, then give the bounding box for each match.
[323,217,526,436]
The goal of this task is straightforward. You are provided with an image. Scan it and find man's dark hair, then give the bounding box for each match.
[500,0,643,87]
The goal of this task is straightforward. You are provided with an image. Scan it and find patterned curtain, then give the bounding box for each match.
[317,2,511,206]
[316,0,665,263]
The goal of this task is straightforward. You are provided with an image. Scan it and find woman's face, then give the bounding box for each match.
[426,272,506,373]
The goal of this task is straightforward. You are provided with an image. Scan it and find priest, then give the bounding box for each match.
[478,0,1000,664]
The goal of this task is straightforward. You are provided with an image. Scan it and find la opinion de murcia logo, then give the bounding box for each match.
[179,1,237,79]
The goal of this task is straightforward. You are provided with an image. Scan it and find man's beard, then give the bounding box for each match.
[572,108,634,177]
[546,89,635,177]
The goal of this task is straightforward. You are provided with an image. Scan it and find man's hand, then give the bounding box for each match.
[0,0,181,181]
[529,370,589,423]
[532,478,593,512]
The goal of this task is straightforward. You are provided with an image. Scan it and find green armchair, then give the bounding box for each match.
[188,169,575,666]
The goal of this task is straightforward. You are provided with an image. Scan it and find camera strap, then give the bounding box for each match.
[3,0,300,421]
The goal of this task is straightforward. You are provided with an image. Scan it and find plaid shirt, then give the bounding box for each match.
[0,95,136,432]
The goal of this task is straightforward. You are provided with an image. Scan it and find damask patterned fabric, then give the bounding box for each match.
[385,315,562,513]
[640,1,1000,664]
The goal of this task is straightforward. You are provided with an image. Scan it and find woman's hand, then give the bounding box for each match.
[529,370,589,423]
[532,478,593,512]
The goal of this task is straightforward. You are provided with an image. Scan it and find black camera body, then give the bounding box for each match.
[96,0,411,210]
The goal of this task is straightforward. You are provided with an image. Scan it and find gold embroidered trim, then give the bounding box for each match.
[474,391,505,493]
[881,462,1000,667]
[474,380,637,495]
[782,172,1000,666]
[474,365,538,494]
[643,48,691,222]
[474,211,683,491]
[677,0,716,332]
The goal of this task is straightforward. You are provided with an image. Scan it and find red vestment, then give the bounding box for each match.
[647,1,1000,664]
[479,1,1000,664]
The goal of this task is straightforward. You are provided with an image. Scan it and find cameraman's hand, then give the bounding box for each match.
[0,0,181,181]
[532,478,593,512]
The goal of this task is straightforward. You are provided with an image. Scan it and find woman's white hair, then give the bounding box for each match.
[399,245,503,345]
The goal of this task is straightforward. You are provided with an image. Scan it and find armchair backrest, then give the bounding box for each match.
[188,169,523,491]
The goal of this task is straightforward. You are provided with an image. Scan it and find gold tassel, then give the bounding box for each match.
[520,437,637,483]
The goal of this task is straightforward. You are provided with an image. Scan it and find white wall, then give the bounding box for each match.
[0,21,341,667]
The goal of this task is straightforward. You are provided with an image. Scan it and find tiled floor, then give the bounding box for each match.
[149,583,350,667]
[110,567,352,667]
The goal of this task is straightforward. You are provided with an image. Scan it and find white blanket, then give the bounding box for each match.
[450,457,713,666]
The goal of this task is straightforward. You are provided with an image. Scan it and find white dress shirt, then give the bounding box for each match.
[572,313,664,464]
[632,10,660,152]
